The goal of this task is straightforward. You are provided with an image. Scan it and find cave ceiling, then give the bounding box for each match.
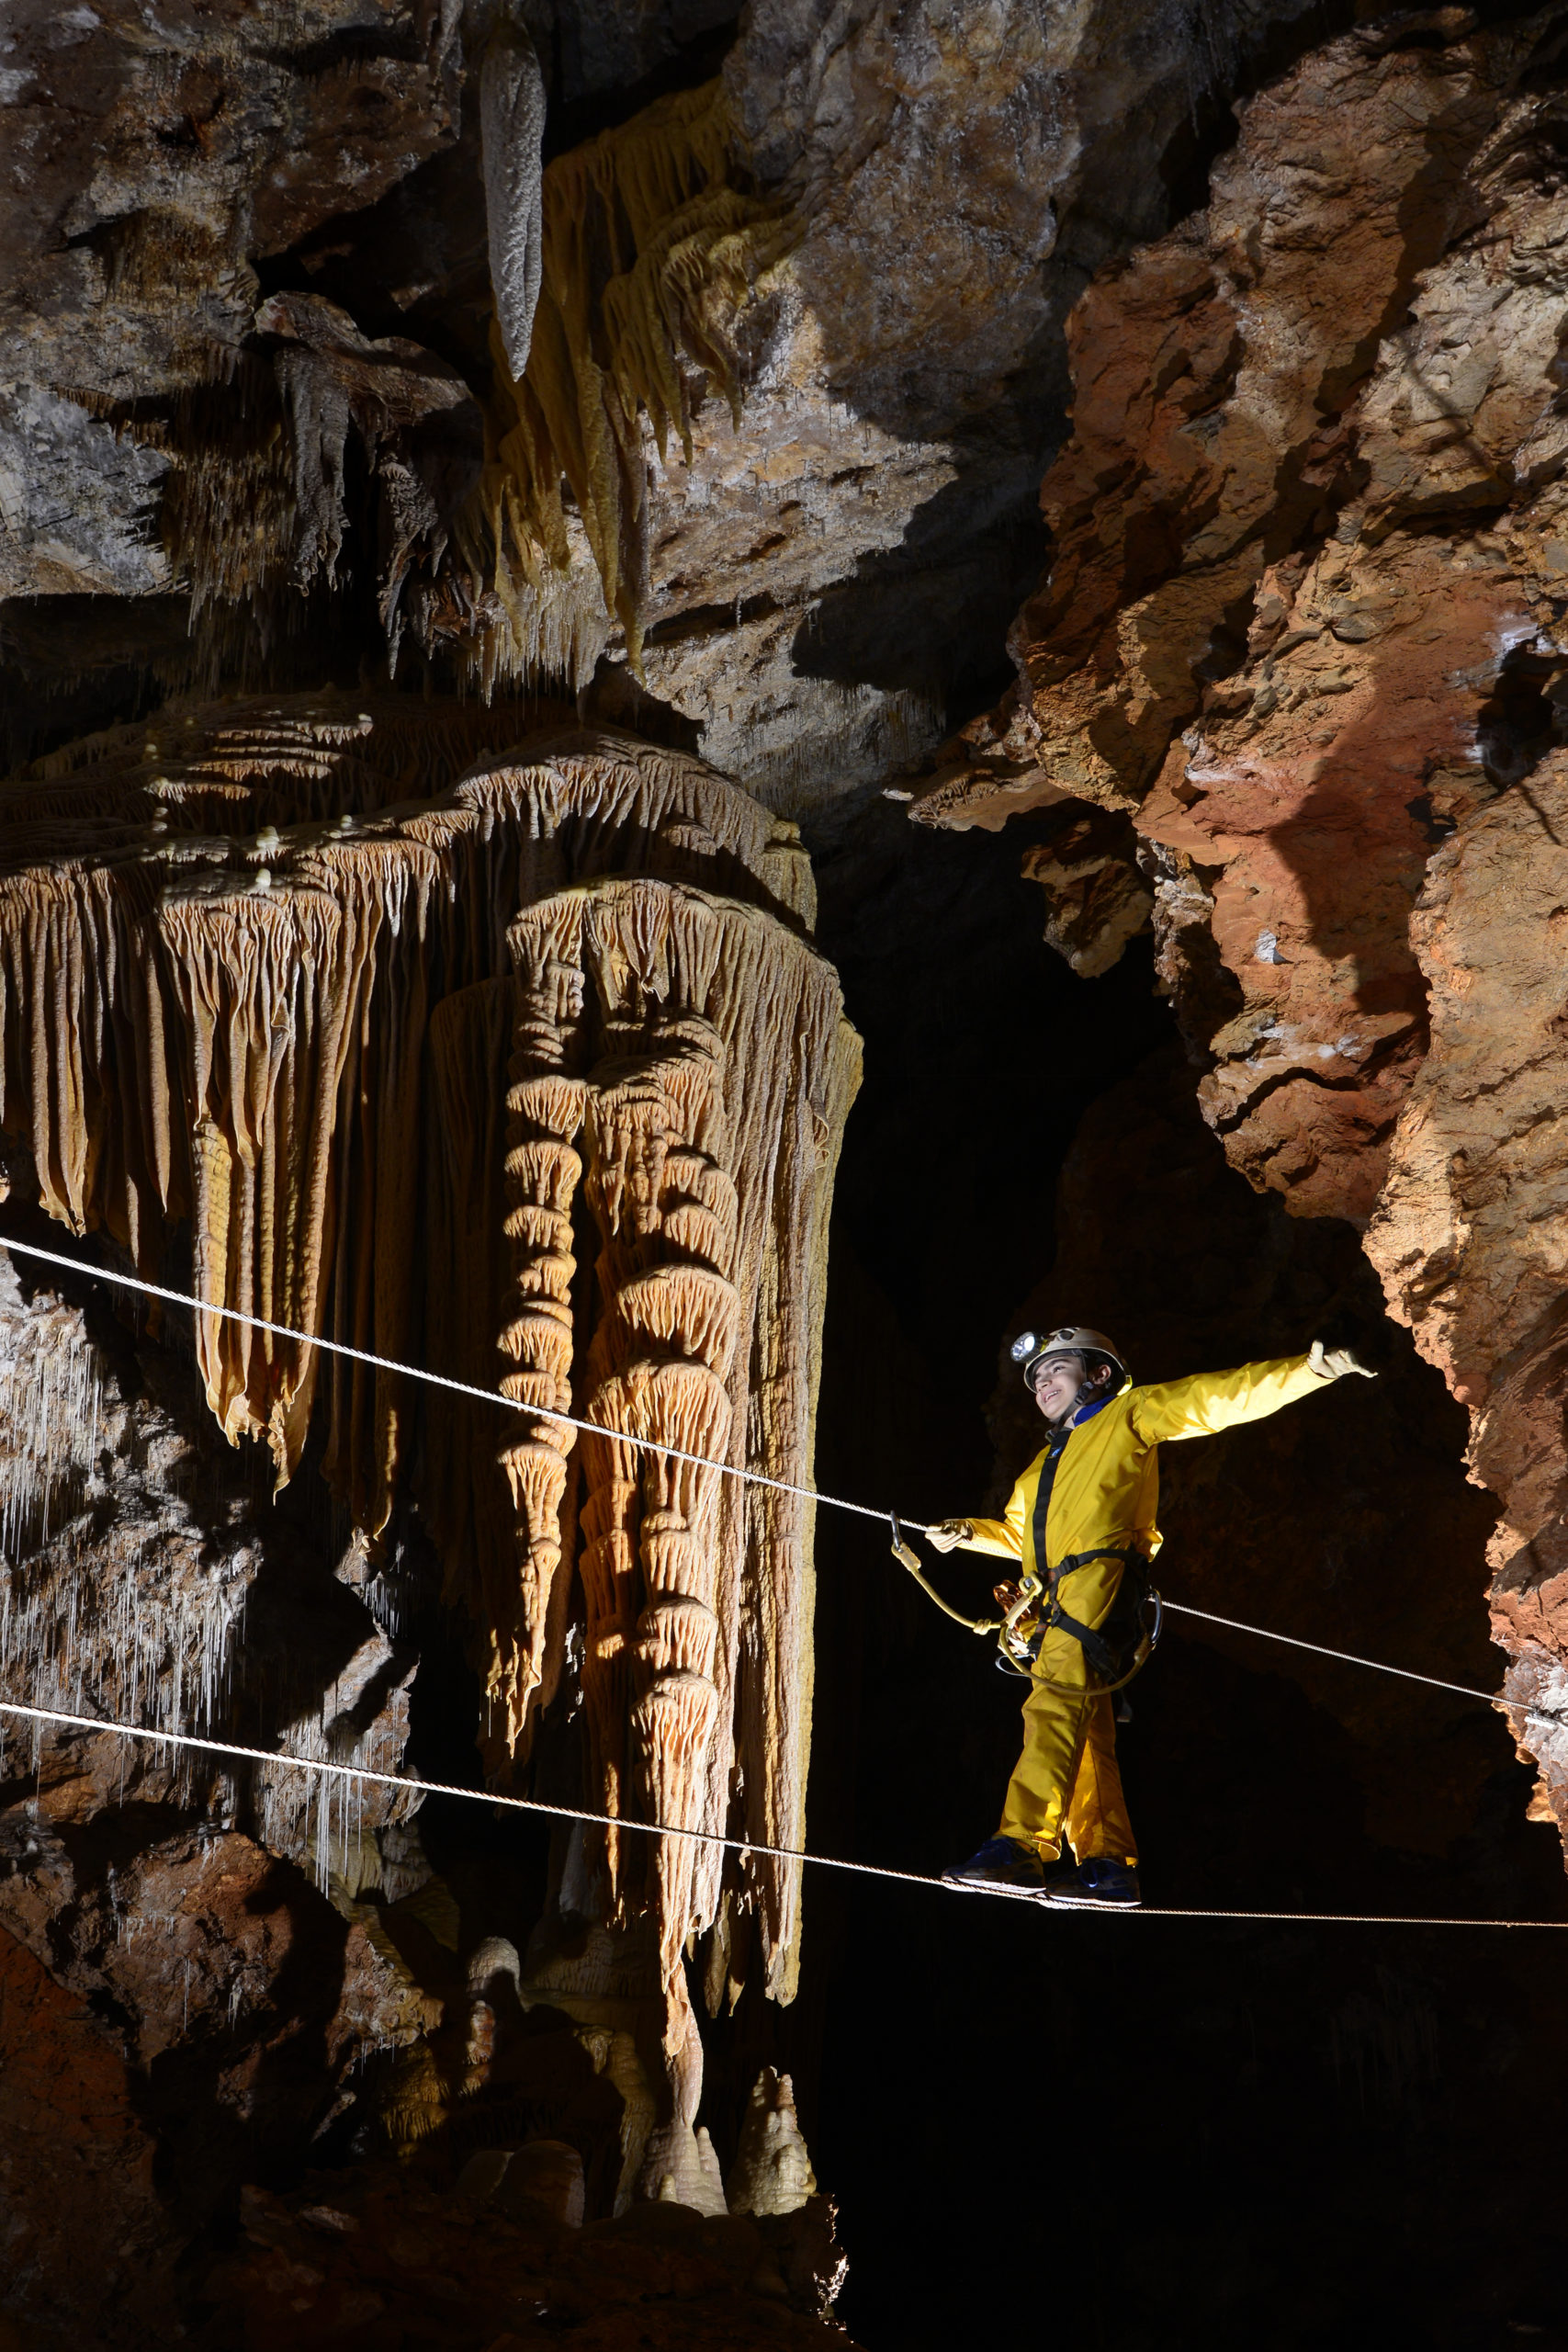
[0,0,1329,801]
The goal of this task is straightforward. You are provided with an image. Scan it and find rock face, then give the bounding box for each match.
[909,7,1568,1860]
[1366,752,1568,1830]
[0,0,1328,808]
[198,2169,852,2350]
[918,11,1568,1202]
[0,1921,173,2343]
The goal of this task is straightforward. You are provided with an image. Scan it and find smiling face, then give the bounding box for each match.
[1031,1353,1086,1424]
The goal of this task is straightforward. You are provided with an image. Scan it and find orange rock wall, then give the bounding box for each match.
[914,11,1568,1850]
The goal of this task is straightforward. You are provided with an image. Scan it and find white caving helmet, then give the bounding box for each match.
[1010,1325,1128,1395]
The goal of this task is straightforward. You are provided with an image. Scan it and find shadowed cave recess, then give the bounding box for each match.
[9,1,1568,2346]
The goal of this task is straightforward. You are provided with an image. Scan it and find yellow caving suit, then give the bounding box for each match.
[958,1356,1334,1866]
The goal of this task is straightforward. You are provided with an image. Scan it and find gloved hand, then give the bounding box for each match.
[1310,1339,1375,1381]
[925,1519,974,1553]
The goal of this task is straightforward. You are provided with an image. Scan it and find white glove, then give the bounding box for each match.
[1310,1339,1375,1381]
[925,1519,974,1553]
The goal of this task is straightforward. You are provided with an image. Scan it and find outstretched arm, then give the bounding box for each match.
[1129,1346,1368,1444]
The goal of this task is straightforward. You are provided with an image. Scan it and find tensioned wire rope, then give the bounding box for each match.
[3,1229,1566,1934]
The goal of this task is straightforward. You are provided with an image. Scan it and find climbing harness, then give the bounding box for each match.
[993,1555,1165,1713]
[887,1521,1164,1703]
[6,1230,1568,1933]
[892,1405,1160,1702]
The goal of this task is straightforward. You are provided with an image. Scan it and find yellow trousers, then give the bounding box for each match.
[996,1615,1137,1866]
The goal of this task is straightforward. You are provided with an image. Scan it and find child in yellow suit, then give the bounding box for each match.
[928,1325,1371,1907]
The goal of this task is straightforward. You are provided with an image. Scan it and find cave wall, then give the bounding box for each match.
[803,824,1568,2352]
[916,2,1568,1865]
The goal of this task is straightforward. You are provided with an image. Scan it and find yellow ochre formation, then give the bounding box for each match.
[0,695,858,2070]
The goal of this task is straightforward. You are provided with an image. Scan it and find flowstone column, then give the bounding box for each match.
[497,877,859,2188]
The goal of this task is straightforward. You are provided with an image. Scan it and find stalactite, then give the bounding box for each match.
[475,82,795,673]
[0,695,858,2161]
[481,10,547,384]
[20,80,791,704]
[1,710,818,1500]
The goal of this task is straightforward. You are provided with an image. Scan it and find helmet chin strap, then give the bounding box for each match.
[1060,1359,1113,1420]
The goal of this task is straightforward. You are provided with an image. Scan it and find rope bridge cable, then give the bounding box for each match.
[6,1230,1568,1868]
[5,1231,1563,1725]
[1157,1600,1561,1724]
[0,1234,911,1531]
[1,1692,1565,1931]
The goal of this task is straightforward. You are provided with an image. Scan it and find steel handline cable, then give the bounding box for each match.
[0,1233,909,1529]
[1158,1597,1548,1717]
[4,1237,1563,1747]
[0,1692,1564,1930]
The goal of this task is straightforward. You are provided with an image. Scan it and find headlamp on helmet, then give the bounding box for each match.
[1010,1325,1128,1394]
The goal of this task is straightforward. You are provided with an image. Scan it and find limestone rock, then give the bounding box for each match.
[0,1921,174,2344]
[1,0,1334,815]
[200,2166,862,2346]
[1365,751,1568,1850]
[0,690,858,2254]
[917,12,1568,1219]
[494,2137,588,2226]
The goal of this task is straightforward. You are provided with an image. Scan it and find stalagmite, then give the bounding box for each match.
[727,2068,817,2217]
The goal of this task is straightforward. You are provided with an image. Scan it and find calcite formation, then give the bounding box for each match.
[18,0,1568,2336]
[0,695,857,2271]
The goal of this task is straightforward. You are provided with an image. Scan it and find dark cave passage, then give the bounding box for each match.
[794,805,1568,2352]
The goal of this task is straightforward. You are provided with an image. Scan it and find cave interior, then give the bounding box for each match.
[6,2,1568,2347]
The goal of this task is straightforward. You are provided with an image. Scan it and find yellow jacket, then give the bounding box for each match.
[962,1355,1332,1582]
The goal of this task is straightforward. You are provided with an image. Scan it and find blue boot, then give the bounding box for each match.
[1043,1857,1142,1908]
[942,1837,1044,1894]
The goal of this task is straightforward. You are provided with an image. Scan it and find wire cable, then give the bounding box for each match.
[2,1693,1564,1930]
[4,1230,1557,1721]
[1159,1599,1559,1724]
[0,1233,912,1530]
[6,1230,1568,1928]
